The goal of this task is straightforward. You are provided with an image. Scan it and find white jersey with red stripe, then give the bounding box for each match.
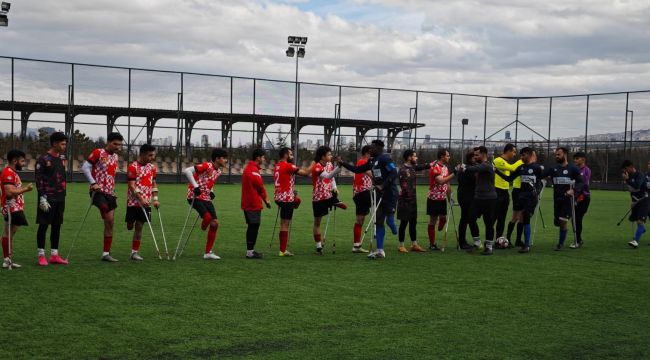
[87,148,118,196]
[127,161,157,207]
[274,160,298,202]
[1,167,24,215]
[427,161,449,201]
[311,162,334,202]
[353,158,373,196]
[186,162,221,201]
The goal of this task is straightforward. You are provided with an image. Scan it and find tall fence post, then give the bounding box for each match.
[547,97,553,160]
[483,96,487,146]
[624,92,629,156]
[448,94,453,149]
[584,95,590,152]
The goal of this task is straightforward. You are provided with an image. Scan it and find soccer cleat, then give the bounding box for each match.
[334,201,348,210]
[278,250,294,257]
[38,255,49,266]
[49,255,69,265]
[569,241,581,249]
[203,252,221,260]
[101,254,119,262]
[130,252,144,261]
[315,247,324,256]
[429,244,441,251]
[460,243,474,251]
[410,244,426,252]
[473,239,482,249]
[3,259,21,269]
[398,245,409,253]
[352,246,369,253]
[246,251,263,259]
[554,243,564,251]
[481,247,493,256]
[519,246,530,253]
[628,240,639,249]
[367,250,386,259]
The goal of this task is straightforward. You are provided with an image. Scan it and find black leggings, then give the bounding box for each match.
[398,219,417,243]
[458,201,479,245]
[575,196,590,242]
[246,223,260,251]
[37,223,61,250]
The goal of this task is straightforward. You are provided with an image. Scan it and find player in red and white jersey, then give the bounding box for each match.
[183,148,228,260]
[82,132,123,262]
[351,145,373,253]
[125,144,160,261]
[311,146,347,255]
[1,150,33,269]
[426,149,455,251]
[272,147,311,256]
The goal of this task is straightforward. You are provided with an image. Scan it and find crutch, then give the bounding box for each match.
[332,207,337,254]
[140,205,162,260]
[66,192,96,261]
[616,207,633,226]
[360,191,382,249]
[268,206,280,250]
[531,180,547,246]
[322,211,331,249]
[173,197,196,260]
[177,215,199,258]
[5,204,13,270]
[447,196,460,250]
[155,207,171,260]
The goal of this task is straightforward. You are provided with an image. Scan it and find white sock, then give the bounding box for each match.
[353,242,361,247]
[37,248,45,256]
[316,241,322,248]
[246,250,254,257]
[411,241,418,245]
[102,251,110,256]
[131,249,138,254]
[51,249,58,256]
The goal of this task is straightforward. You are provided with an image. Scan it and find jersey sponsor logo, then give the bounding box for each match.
[528,169,533,174]
[563,170,568,174]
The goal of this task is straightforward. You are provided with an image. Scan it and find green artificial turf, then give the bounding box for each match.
[1,183,649,359]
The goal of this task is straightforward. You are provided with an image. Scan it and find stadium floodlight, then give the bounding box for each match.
[285,35,308,164]
[0,14,7,27]
[1,2,9,12]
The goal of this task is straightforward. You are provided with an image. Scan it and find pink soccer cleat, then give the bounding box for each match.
[49,254,69,265]
[38,255,49,266]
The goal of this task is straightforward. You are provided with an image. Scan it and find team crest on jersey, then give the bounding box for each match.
[563,170,568,174]
[528,169,533,174]
[46,161,52,167]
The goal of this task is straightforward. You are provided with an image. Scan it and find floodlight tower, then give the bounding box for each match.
[0,2,10,27]
[286,35,307,163]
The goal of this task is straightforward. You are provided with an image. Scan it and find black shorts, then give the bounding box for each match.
[471,198,497,221]
[516,192,538,216]
[275,201,294,220]
[4,211,28,226]
[313,198,334,218]
[553,197,572,226]
[189,199,217,219]
[353,191,371,216]
[36,201,65,225]
[630,197,650,222]
[244,210,262,225]
[92,192,117,215]
[125,206,151,225]
[397,199,418,221]
[426,199,447,217]
[512,188,522,211]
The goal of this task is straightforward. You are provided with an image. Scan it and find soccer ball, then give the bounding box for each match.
[495,237,510,249]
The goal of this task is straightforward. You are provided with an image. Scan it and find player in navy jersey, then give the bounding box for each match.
[34,132,69,266]
[543,147,583,251]
[621,160,649,248]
